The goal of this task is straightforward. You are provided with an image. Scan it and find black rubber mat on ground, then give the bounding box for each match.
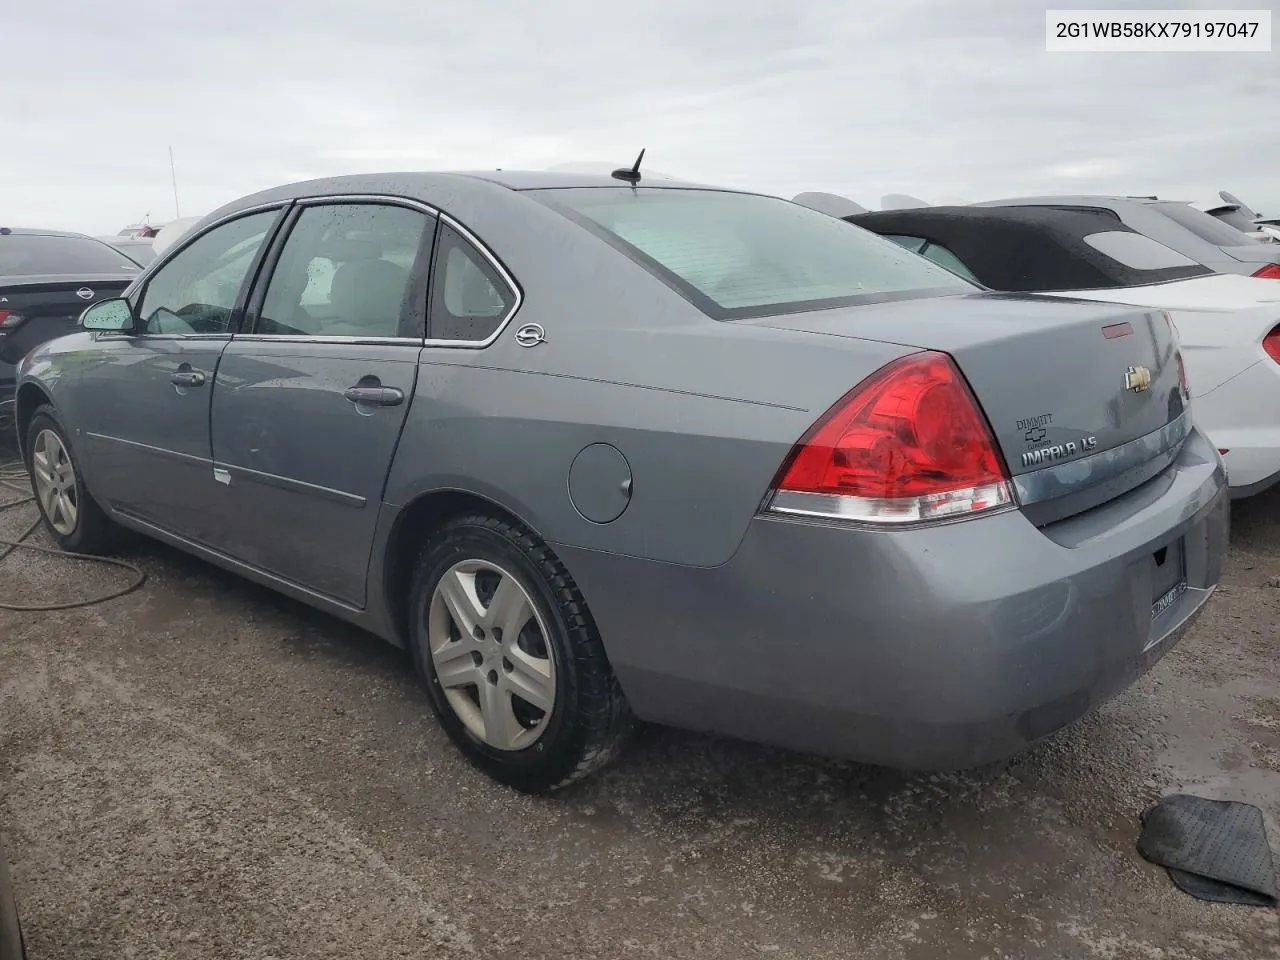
[1137,794,1278,907]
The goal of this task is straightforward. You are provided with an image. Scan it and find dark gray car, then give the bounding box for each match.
[974,195,1280,279]
[11,171,1228,791]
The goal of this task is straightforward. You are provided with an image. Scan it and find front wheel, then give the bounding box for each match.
[24,406,117,554]
[410,514,632,792]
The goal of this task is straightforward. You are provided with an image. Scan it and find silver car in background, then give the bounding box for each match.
[13,171,1228,791]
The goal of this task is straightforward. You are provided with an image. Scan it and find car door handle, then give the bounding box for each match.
[343,385,404,406]
[170,370,207,387]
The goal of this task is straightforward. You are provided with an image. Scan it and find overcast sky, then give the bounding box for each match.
[3,0,1277,234]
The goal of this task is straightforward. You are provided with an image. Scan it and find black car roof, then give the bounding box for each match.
[848,205,1212,291]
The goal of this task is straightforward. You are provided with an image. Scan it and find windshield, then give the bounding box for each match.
[0,233,142,276]
[534,188,975,319]
[1154,202,1256,246]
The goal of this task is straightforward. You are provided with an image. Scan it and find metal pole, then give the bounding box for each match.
[169,146,181,219]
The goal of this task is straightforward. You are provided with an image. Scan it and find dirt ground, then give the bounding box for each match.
[1,448,1278,960]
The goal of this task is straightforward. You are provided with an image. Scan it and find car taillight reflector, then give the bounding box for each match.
[767,351,1014,524]
[1252,264,1280,280]
[1264,326,1280,364]
[0,310,20,329]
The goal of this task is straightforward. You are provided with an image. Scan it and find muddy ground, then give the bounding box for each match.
[1,449,1278,960]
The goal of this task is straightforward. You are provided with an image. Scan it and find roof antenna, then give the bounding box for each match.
[611,148,646,185]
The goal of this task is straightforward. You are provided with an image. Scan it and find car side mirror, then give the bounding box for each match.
[79,297,137,333]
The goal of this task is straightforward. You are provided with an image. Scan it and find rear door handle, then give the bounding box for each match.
[170,370,206,387]
[344,385,404,407]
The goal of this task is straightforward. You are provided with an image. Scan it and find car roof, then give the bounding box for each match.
[461,170,717,191]
[849,205,1212,292]
[203,169,761,224]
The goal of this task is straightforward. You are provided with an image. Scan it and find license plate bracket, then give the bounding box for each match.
[1151,537,1187,620]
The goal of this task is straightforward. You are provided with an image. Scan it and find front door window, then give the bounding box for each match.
[136,210,281,335]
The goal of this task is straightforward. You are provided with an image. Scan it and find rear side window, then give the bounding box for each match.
[1083,231,1201,270]
[535,188,974,320]
[884,234,928,253]
[881,234,979,282]
[1153,202,1255,246]
[0,234,143,276]
[428,223,517,342]
[919,242,980,282]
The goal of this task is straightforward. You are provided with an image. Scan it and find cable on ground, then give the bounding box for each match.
[0,455,146,611]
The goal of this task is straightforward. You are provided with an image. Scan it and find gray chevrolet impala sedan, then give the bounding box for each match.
[12,170,1228,791]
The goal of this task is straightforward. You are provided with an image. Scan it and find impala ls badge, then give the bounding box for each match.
[514,322,546,348]
[1125,365,1152,392]
[1021,435,1098,468]
[75,287,94,300]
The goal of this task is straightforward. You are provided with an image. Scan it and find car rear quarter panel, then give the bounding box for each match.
[380,183,917,567]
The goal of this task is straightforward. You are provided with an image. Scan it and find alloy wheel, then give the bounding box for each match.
[31,429,79,536]
[427,559,557,751]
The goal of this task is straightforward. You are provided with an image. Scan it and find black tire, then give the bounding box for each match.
[24,405,117,554]
[409,514,633,793]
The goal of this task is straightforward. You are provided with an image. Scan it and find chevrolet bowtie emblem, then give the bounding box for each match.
[1125,365,1152,392]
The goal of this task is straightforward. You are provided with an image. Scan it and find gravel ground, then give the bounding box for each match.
[1,450,1278,960]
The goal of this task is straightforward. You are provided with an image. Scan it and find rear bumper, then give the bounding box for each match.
[558,426,1229,770]
[1227,462,1280,499]
[1192,359,1280,495]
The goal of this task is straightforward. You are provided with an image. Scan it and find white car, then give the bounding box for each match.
[847,204,1280,498]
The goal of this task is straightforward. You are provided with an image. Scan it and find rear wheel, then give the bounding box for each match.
[409,514,632,792]
[25,406,117,554]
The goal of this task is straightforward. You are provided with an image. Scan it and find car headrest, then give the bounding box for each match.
[316,237,382,261]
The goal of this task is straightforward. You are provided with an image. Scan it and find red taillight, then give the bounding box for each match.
[1252,264,1280,280]
[768,351,1013,524]
[0,309,24,330]
[1264,326,1280,364]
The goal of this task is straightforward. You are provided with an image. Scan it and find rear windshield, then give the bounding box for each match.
[108,240,157,265]
[1082,231,1203,271]
[1153,202,1255,247]
[0,233,143,276]
[533,188,975,319]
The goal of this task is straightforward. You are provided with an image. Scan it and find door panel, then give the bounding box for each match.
[81,335,229,538]
[206,200,435,606]
[209,342,419,605]
[76,208,284,538]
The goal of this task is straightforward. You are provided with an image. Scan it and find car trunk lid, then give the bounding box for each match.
[749,291,1188,525]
